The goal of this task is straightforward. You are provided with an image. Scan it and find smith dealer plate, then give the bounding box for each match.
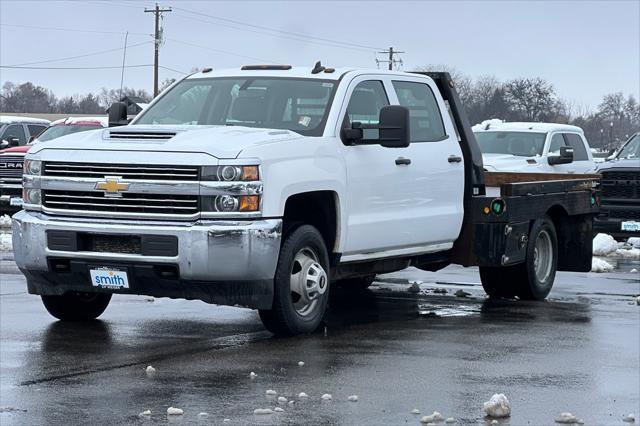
[90,268,130,289]
[621,221,640,232]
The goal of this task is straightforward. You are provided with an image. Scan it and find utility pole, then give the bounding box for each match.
[145,3,171,97]
[376,47,404,70]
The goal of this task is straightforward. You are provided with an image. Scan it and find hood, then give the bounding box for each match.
[28,125,304,159]
[482,153,541,172]
[0,145,30,154]
[596,157,640,172]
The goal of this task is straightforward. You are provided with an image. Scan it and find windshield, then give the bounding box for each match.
[135,77,337,136]
[475,131,546,157]
[37,124,103,142]
[617,134,639,159]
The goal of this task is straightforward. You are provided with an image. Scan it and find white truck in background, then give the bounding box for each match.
[13,66,598,335]
[474,122,596,174]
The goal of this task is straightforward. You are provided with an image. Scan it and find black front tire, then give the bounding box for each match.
[41,292,112,321]
[259,225,330,336]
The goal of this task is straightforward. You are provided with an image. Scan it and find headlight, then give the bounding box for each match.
[22,188,41,205]
[201,165,259,181]
[202,195,260,212]
[24,159,42,175]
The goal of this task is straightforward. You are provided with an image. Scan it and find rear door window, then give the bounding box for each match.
[392,81,446,142]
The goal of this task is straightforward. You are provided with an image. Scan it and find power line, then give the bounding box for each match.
[0,64,154,70]
[158,65,188,75]
[166,38,274,63]
[6,41,151,67]
[145,3,172,97]
[0,22,149,36]
[376,47,404,70]
[170,6,382,53]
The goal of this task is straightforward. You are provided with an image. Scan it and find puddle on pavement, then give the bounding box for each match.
[417,303,480,318]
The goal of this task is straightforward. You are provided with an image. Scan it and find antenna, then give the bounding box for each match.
[119,32,128,101]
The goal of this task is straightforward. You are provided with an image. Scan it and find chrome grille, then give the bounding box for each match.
[43,162,199,181]
[0,155,24,179]
[43,190,198,215]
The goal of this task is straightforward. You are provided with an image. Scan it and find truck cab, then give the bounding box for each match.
[12,66,598,335]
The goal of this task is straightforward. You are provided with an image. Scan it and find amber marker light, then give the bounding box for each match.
[483,206,490,214]
[239,195,260,212]
[241,166,259,181]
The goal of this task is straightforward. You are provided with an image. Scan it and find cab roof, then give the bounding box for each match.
[475,121,584,133]
[50,116,108,127]
[0,115,50,125]
[185,66,423,81]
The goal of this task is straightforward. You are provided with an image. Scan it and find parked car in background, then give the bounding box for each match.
[0,116,107,214]
[0,115,50,149]
[473,122,595,174]
[595,132,640,239]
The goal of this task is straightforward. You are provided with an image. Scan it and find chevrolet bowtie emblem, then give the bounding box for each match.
[95,176,130,198]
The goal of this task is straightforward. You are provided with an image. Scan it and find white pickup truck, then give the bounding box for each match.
[13,66,599,335]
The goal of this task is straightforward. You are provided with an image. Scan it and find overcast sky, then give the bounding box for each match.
[1,0,638,110]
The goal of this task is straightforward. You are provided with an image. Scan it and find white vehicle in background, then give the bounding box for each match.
[473,122,595,174]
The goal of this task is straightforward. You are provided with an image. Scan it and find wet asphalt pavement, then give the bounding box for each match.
[1,246,639,425]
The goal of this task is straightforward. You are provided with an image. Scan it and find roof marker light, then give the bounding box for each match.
[202,67,213,73]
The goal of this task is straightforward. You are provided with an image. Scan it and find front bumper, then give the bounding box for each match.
[12,210,282,308]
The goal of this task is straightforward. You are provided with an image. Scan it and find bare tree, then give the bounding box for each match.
[504,77,557,121]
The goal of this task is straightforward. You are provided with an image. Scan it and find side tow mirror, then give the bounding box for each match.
[548,146,574,165]
[7,137,20,147]
[0,140,8,149]
[343,105,411,148]
[108,101,129,127]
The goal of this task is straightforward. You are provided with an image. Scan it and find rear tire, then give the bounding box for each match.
[259,225,330,336]
[41,292,112,321]
[479,216,558,301]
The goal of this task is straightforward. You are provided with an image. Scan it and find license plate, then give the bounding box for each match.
[90,268,129,289]
[621,221,640,232]
[9,197,23,206]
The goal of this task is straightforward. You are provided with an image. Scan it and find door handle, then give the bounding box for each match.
[395,157,411,166]
[448,155,462,163]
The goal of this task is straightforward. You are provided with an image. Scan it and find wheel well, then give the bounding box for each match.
[283,191,338,256]
[546,204,592,272]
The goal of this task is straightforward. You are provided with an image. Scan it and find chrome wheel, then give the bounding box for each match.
[533,229,553,283]
[290,247,328,317]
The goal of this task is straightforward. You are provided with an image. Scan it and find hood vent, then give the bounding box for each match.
[108,130,176,140]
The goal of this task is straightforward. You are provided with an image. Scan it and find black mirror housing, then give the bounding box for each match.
[548,146,574,165]
[379,105,410,148]
[8,137,20,147]
[108,102,129,127]
[344,105,411,148]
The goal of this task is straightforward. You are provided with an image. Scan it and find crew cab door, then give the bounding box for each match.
[546,132,595,173]
[338,75,465,261]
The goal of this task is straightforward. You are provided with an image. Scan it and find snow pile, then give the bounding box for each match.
[615,248,640,259]
[145,366,156,376]
[628,238,640,248]
[166,407,183,415]
[472,118,504,132]
[198,412,209,417]
[630,269,638,274]
[0,215,11,228]
[297,361,304,367]
[483,393,511,418]
[347,395,358,402]
[445,418,456,424]
[420,411,444,423]
[410,409,421,414]
[139,409,151,417]
[265,389,277,396]
[593,233,619,256]
[0,233,11,252]
[321,393,332,400]
[591,258,614,273]
[554,412,583,424]
[253,408,273,415]
[274,407,284,412]
[249,372,257,379]
[297,392,308,399]
[277,396,287,404]
[623,413,636,423]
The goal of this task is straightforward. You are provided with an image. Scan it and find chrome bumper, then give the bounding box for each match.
[12,210,282,281]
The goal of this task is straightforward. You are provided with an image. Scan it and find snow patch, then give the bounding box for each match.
[265,389,277,395]
[145,366,156,376]
[298,361,305,366]
[630,269,638,274]
[277,396,288,404]
[274,407,284,412]
[593,233,619,256]
[554,412,581,423]
[250,372,257,379]
[591,257,614,273]
[420,411,444,423]
[167,407,183,415]
[472,118,504,132]
[0,233,12,252]
[253,408,274,415]
[198,412,209,417]
[628,237,640,248]
[623,413,636,423]
[0,215,11,228]
[445,418,455,424]
[348,395,358,402]
[483,394,511,418]
[615,248,640,259]
[321,393,332,400]
[298,392,308,399]
[139,409,151,416]
[223,419,230,422]
[410,409,421,414]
